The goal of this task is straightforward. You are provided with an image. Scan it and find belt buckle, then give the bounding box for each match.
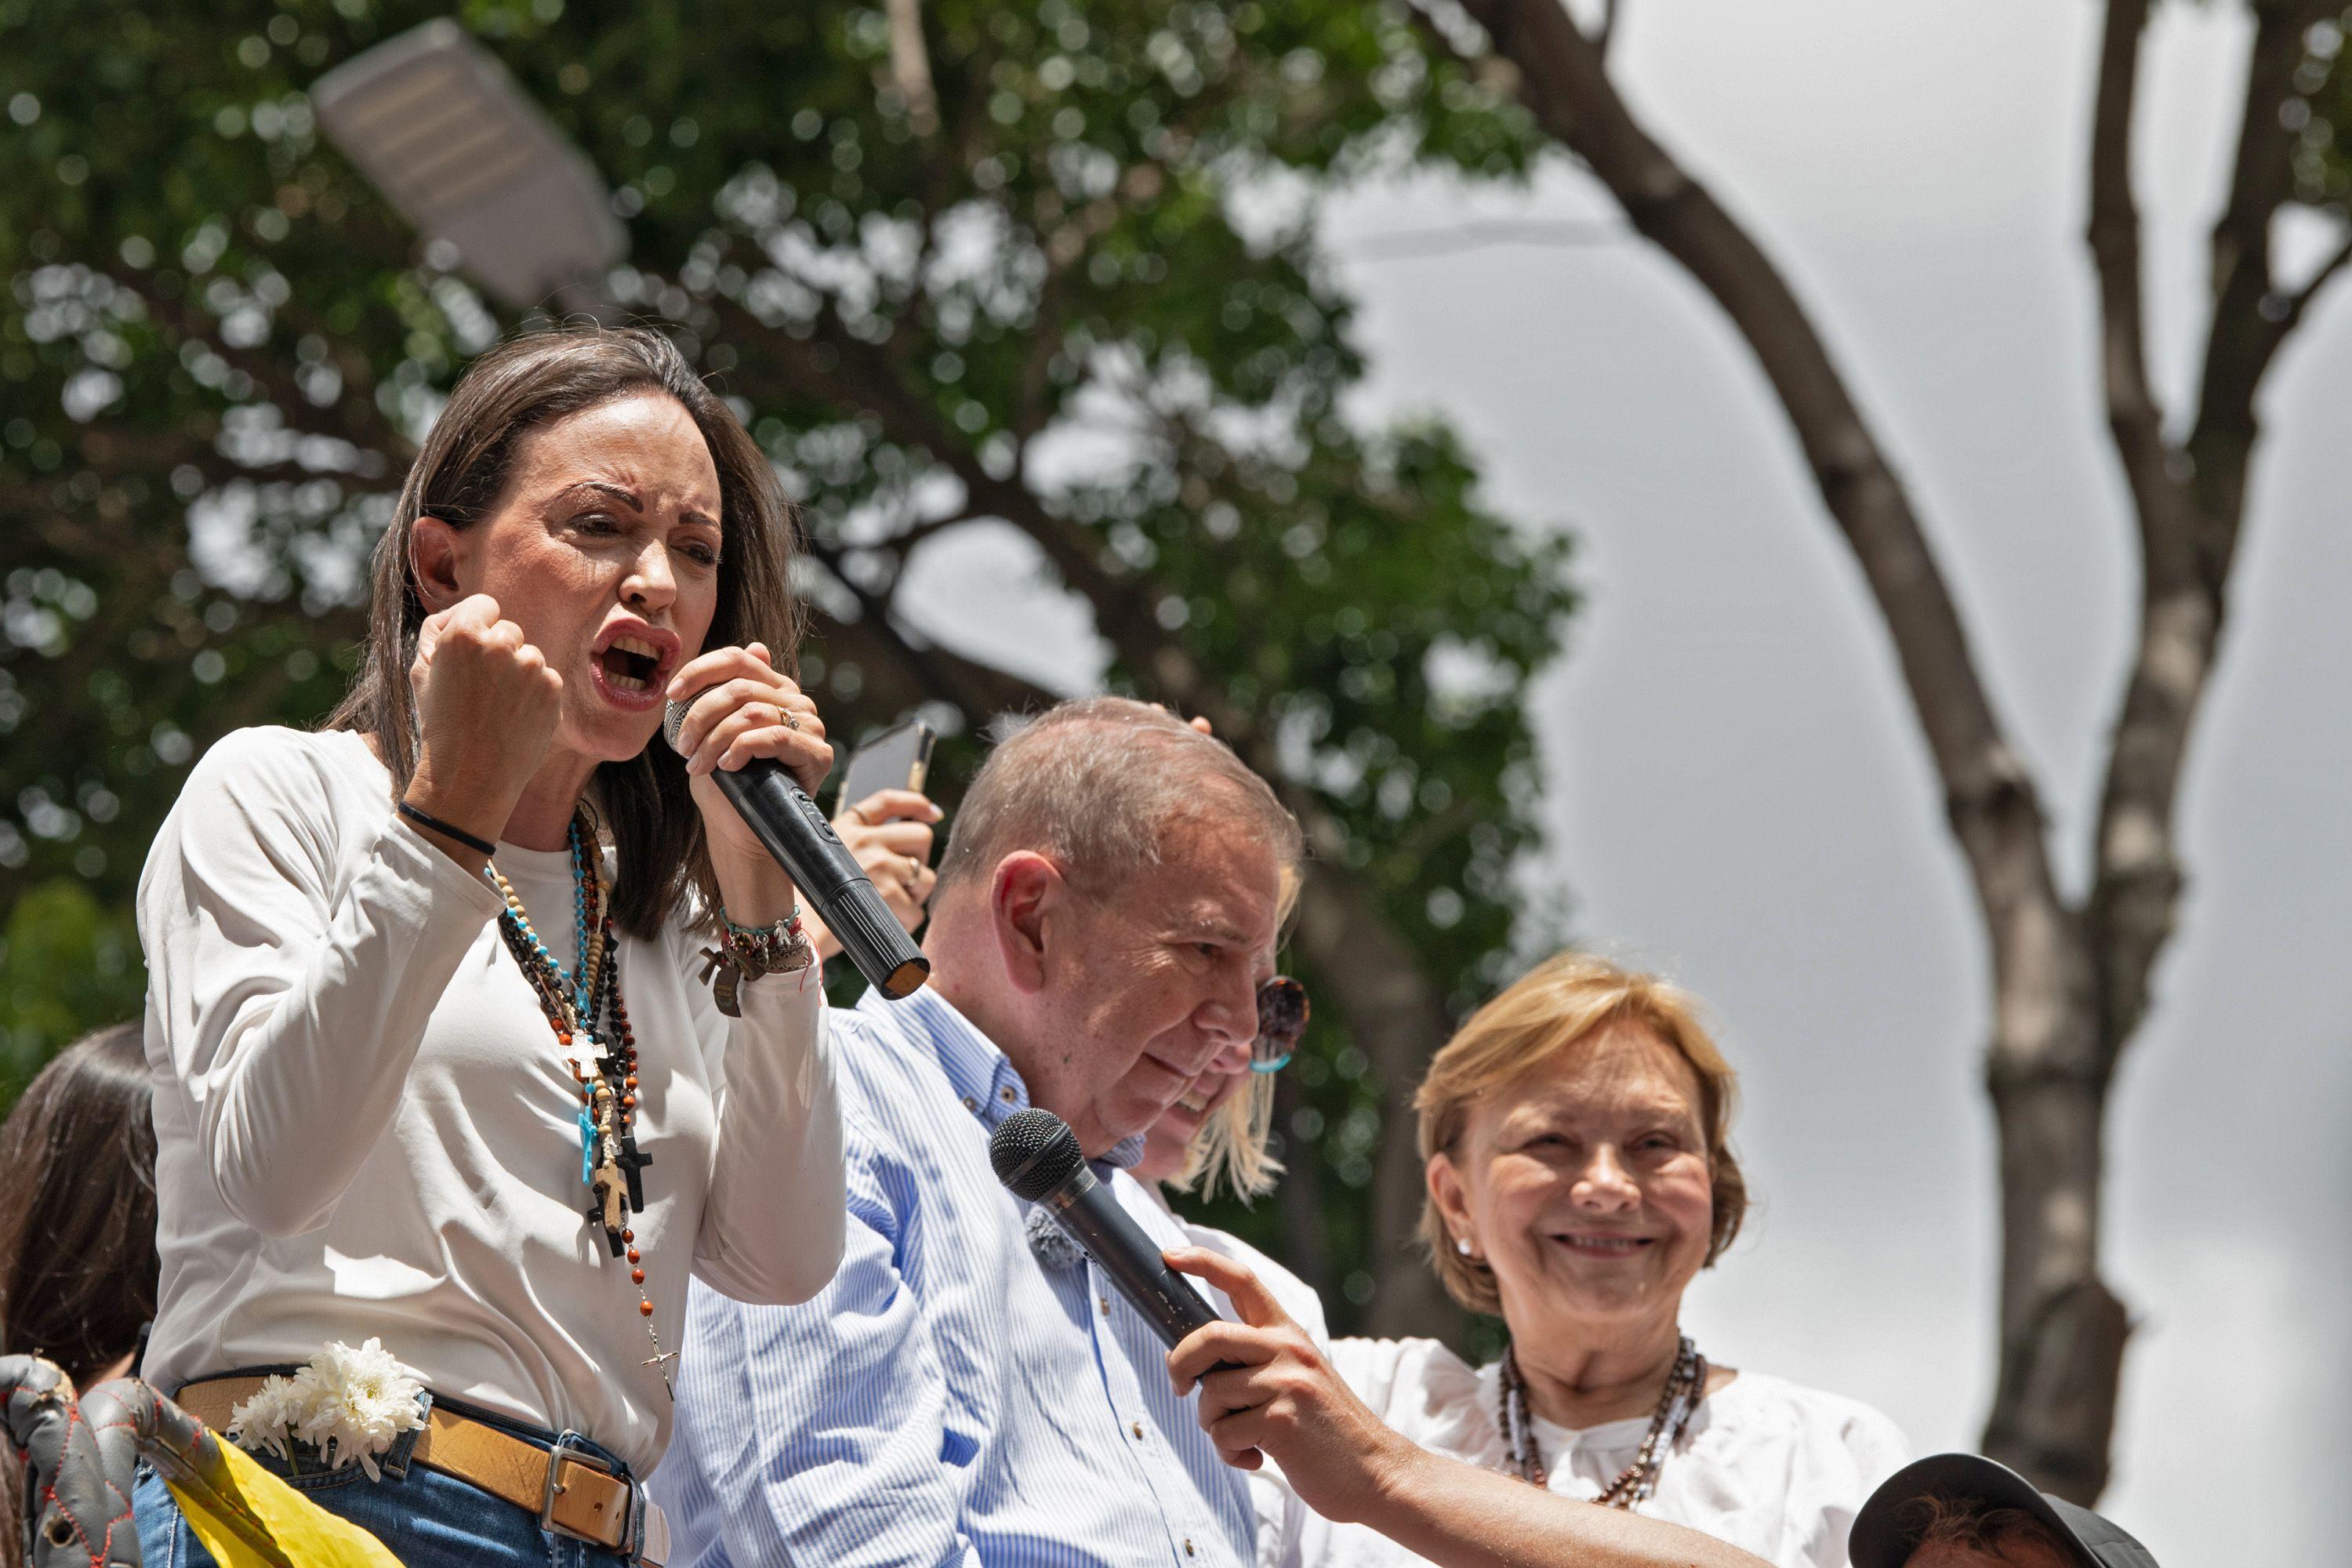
[539,1430,626,1551]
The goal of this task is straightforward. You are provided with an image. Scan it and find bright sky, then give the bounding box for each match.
[895,4,2349,1560]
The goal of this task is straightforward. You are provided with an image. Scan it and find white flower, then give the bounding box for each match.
[225,1374,305,1463]
[223,1338,426,1482]
[289,1338,426,1481]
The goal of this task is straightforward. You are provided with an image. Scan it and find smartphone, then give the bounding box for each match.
[837,719,937,810]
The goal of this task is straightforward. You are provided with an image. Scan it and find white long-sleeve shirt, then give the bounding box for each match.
[137,725,843,1475]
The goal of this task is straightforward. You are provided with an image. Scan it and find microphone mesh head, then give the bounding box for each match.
[990,1108,1083,1202]
[662,699,689,753]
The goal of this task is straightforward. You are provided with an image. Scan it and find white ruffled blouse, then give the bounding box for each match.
[1321,1336,1911,1568]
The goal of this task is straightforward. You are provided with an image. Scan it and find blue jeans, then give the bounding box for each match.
[132,1394,639,1568]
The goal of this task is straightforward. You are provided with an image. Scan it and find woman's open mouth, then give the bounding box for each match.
[601,636,662,691]
[589,624,679,713]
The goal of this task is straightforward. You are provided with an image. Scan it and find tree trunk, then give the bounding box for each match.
[1292,866,1468,1340]
[1272,1069,1337,1298]
[1978,926,2128,1503]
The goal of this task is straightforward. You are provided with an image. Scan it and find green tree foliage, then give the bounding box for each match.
[0,0,1572,1328]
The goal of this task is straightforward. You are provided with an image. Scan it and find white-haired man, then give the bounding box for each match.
[655,698,1289,1567]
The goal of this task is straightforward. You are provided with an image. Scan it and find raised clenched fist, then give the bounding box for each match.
[404,594,564,850]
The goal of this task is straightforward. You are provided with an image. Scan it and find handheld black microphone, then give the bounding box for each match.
[664,701,930,1000]
[989,1108,1226,1349]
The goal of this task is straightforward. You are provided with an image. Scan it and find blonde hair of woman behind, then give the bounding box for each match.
[1171,863,1301,1202]
[1173,1073,1281,1201]
[1414,952,1749,1316]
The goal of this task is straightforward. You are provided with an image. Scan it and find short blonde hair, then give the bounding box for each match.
[1414,952,1748,1316]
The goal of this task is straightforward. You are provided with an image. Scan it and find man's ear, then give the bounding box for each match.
[409,516,470,614]
[989,851,1065,996]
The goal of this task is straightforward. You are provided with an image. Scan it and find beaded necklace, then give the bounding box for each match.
[485,815,676,1396]
[1497,1335,1706,1505]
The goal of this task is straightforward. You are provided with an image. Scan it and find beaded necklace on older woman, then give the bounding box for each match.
[1497,1335,1708,1503]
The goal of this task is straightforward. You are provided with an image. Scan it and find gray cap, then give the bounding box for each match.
[1849,1454,2158,1568]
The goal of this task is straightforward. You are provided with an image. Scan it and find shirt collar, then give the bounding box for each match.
[862,983,1032,1132]
[856,984,1147,1169]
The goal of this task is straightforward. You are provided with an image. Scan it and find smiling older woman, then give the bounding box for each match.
[132,327,845,1568]
[1316,952,1910,1567]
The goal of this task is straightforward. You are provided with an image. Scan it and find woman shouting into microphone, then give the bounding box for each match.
[133,328,844,1568]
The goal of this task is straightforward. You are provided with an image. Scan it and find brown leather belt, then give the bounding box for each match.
[176,1376,666,1564]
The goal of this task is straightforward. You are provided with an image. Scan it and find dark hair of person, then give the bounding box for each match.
[0,1022,158,1385]
[0,1022,160,1568]
[1897,1491,2085,1564]
[325,325,803,937]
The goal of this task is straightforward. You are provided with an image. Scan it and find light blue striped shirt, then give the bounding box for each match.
[652,983,1259,1568]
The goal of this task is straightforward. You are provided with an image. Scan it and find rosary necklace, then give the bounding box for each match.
[487,815,675,1396]
[1498,1335,1706,1505]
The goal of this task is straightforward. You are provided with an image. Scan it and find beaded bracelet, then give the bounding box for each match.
[723,909,815,975]
[697,909,815,1017]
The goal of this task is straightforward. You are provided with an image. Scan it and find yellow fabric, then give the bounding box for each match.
[164,1440,405,1568]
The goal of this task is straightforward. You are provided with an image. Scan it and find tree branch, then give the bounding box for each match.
[2085,0,2190,590]
[1447,0,2071,1022]
[2082,0,2331,1054]
[2184,0,2336,556]
[105,266,415,466]
[872,506,986,561]
[2281,228,2352,324]
[884,0,941,136]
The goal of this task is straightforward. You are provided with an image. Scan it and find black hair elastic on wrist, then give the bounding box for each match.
[397,800,497,858]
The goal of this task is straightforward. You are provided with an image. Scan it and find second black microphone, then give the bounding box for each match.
[991,1107,1226,1349]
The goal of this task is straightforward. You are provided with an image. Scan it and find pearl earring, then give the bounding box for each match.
[1454,1237,1475,1258]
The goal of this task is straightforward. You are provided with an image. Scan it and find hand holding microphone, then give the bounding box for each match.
[989,1109,1404,1517]
[665,645,930,998]
[1163,1247,1417,1523]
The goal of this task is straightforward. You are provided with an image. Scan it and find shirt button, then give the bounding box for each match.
[1098,1296,1110,1316]
[1131,1421,1144,1440]
[1184,1540,1196,1557]
[998,1086,1017,1102]
[960,1095,978,1112]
